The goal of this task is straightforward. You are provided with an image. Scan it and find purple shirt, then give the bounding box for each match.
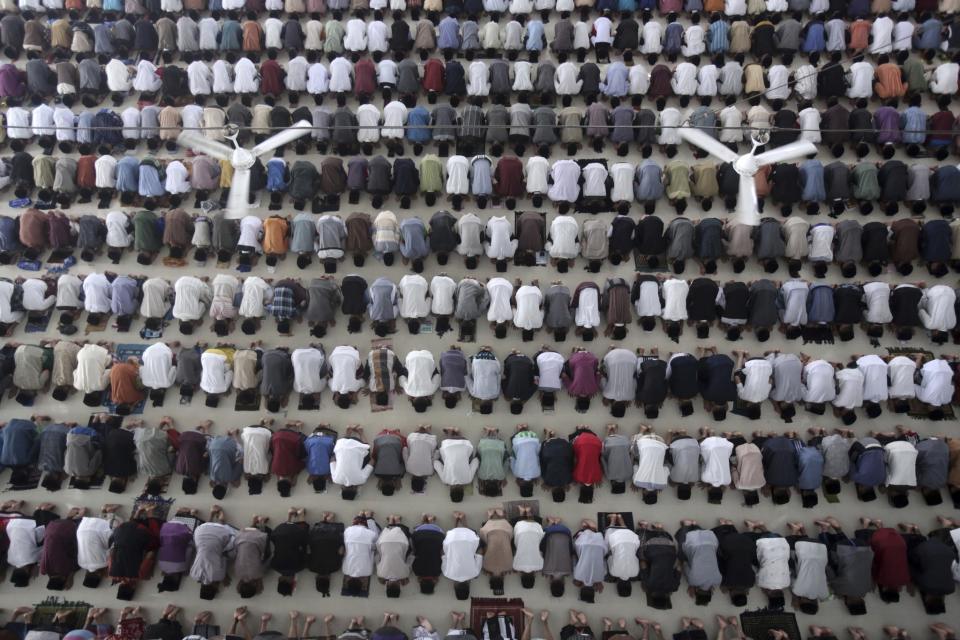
[157,521,194,574]
[563,351,601,397]
[874,106,902,145]
[0,64,25,98]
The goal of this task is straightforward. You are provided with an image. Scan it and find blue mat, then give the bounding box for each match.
[101,344,148,415]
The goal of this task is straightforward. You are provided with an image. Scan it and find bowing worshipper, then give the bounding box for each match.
[399,349,440,413]
[268,419,306,498]
[38,505,86,590]
[368,276,399,338]
[269,507,310,596]
[600,347,637,418]
[342,511,381,598]
[302,425,337,493]
[240,418,273,496]
[37,416,74,491]
[466,345,501,413]
[478,507,513,595]
[697,346,737,421]
[207,429,244,500]
[513,281,545,343]
[776,522,830,615]
[306,277,342,338]
[433,427,478,503]
[109,355,145,415]
[410,513,444,595]
[570,426,603,504]
[437,511,483,602]
[328,344,365,409]
[233,514,273,599]
[108,501,163,600]
[339,274,368,336]
[364,343,401,408]
[258,347,294,413]
[811,517,874,615]
[511,505,544,589]
[330,425,374,500]
[369,427,405,497]
[156,507,202,593]
[533,346,564,412]
[501,351,537,416]
[637,522,682,610]
[632,427,670,504]
[599,424,632,496]
[571,518,607,603]
[0,415,43,485]
[604,513,641,597]
[541,428,575,503]
[5,501,58,588]
[729,436,765,506]
[375,514,411,598]
[699,428,734,504]
[510,424,542,498]
[138,341,179,406]
[304,511,344,597]
[485,276,513,339]
[133,416,178,496]
[563,347,601,413]
[474,427,509,498]
[666,523,721,613]
[711,519,756,607]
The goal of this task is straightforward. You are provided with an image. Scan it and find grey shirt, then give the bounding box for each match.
[290,213,317,254]
[306,279,342,325]
[679,529,723,590]
[38,423,69,473]
[828,545,873,597]
[669,438,700,483]
[601,434,633,483]
[454,278,488,321]
[834,220,863,263]
[819,434,852,479]
[666,218,695,262]
[916,437,949,488]
[544,285,573,330]
[368,277,398,323]
[176,347,203,387]
[373,434,405,477]
[261,349,294,397]
[234,528,270,583]
[440,349,468,391]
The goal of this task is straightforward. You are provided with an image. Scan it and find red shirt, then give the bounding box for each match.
[571,430,603,485]
[355,58,377,96]
[271,429,306,477]
[260,60,284,97]
[869,528,910,589]
[494,156,524,197]
[928,111,957,146]
[422,58,444,93]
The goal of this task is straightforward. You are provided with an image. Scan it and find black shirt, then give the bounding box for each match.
[411,527,444,577]
[609,215,636,255]
[634,216,666,255]
[668,354,699,399]
[761,436,799,487]
[539,438,574,487]
[770,164,801,204]
[502,353,536,401]
[878,160,908,201]
[890,286,922,326]
[834,285,864,325]
[698,354,737,403]
[636,358,667,405]
[340,275,369,316]
[687,278,719,322]
[270,521,310,575]
[103,427,137,477]
[714,526,757,590]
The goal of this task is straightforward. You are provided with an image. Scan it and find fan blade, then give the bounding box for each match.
[176,131,233,161]
[735,175,761,227]
[753,140,818,166]
[677,126,739,163]
[224,167,251,220]
[251,120,313,157]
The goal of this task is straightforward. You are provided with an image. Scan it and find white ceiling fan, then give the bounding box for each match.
[677,126,818,226]
[177,121,313,219]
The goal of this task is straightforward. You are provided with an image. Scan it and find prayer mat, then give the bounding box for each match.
[84,314,110,334]
[235,390,262,411]
[161,257,187,267]
[69,473,105,490]
[597,512,635,531]
[633,254,669,273]
[801,326,834,344]
[25,310,52,333]
[298,393,321,411]
[469,598,526,638]
[31,598,90,628]
[739,610,799,640]
[369,338,396,412]
[5,467,42,490]
[731,399,761,419]
[132,494,174,521]
[504,500,540,522]
[340,575,370,598]
[907,398,955,420]
[46,249,73,264]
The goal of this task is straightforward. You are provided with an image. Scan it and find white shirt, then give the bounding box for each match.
[172,276,212,321]
[356,104,381,144]
[919,285,957,332]
[467,61,490,96]
[696,64,718,96]
[446,156,470,195]
[574,286,600,329]
[331,438,373,486]
[833,367,864,409]
[632,435,669,488]
[188,61,213,95]
[581,163,608,198]
[798,107,822,143]
[737,359,773,403]
[442,527,483,582]
[200,350,232,395]
[591,16,613,44]
[241,425,271,475]
[140,277,172,318]
[888,355,917,399]
[456,214,483,257]
[234,58,259,93]
[554,62,582,94]
[857,354,889,403]
[401,350,439,398]
[700,436,733,487]
[0,281,20,324]
[512,520,544,573]
[526,156,550,194]
[435,439,477,485]
[641,21,662,53]
[931,62,960,95]
[884,441,918,486]
[756,537,791,590]
[917,359,954,406]
[105,60,132,91]
[657,108,681,145]
[547,160,581,203]
[661,278,689,321]
[430,275,456,315]
[81,273,111,314]
[239,276,272,318]
[671,62,698,95]
[238,216,263,252]
[73,344,111,393]
[344,19,367,51]
[367,21,388,52]
[513,285,544,330]
[5,518,43,568]
[512,61,533,92]
[307,62,330,94]
[863,282,893,324]
[794,64,817,100]
[140,343,177,389]
[212,60,233,94]
[630,279,659,317]
[808,224,835,261]
[77,516,112,572]
[764,65,790,100]
[55,274,82,309]
[802,360,836,403]
[610,164,635,203]
[5,107,30,139]
[398,274,430,318]
[328,346,364,394]
[263,18,283,49]
[605,527,641,580]
[486,277,514,323]
[283,56,308,91]
[846,61,875,98]
[21,278,54,311]
[30,104,54,136]
[343,520,380,577]
[329,57,353,92]
[376,59,397,86]
[536,350,564,391]
[870,16,894,53]
[292,347,328,394]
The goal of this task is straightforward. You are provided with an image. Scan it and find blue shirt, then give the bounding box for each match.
[525,21,545,51]
[801,22,825,52]
[601,62,629,97]
[137,162,165,197]
[76,111,95,145]
[399,218,429,259]
[850,443,885,486]
[115,156,140,193]
[266,158,289,192]
[510,432,541,480]
[797,445,824,491]
[207,435,242,484]
[111,276,140,316]
[806,284,835,325]
[916,19,943,50]
[663,23,684,55]
[405,106,431,143]
[0,217,21,253]
[800,159,825,202]
[304,433,335,476]
[900,107,927,145]
[635,160,664,201]
[438,17,461,50]
[707,20,729,53]
[0,418,38,468]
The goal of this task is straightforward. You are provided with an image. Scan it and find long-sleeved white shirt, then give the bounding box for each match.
[661,278,689,321]
[343,520,381,578]
[140,343,177,389]
[547,160,581,203]
[5,518,43,568]
[442,527,483,582]
[328,345,364,394]
[331,438,373,487]
[919,285,957,332]
[434,439,478,485]
[82,273,112,314]
[172,276,212,321]
[239,276,272,318]
[400,349,440,398]
[73,344,111,393]
[430,275,456,316]
[292,347,328,394]
[140,277,172,318]
[200,350,232,395]
[240,425,271,475]
[486,277,514,323]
